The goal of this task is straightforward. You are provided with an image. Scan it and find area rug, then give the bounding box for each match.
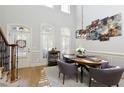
[46,66,89,87]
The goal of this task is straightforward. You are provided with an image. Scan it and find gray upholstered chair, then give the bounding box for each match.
[100,62,116,69]
[89,67,124,87]
[62,54,75,63]
[57,60,78,84]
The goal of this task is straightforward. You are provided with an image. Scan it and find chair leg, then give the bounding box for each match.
[63,74,65,85]
[58,72,60,78]
[80,66,83,83]
[89,77,92,87]
[117,84,119,87]
[76,73,78,83]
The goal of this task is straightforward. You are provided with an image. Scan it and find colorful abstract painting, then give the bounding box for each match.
[76,13,121,41]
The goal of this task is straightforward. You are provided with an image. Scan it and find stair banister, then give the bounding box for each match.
[0,27,18,82]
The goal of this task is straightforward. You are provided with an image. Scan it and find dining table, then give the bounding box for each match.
[63,54,108,83]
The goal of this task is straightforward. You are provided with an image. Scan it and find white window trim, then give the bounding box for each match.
[44,5,54,8]
[61,27,71,54]
[40,24,55,58]
[61,5,70,14]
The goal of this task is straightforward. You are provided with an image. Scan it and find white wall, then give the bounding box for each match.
[0,5,77,68]
[75,6,83,30]
[0,6,6,35]
[3,5,124,68]
[77,5,124,67]
[82,5,124,54]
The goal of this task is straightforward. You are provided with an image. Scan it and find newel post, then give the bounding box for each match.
[10,44,17,82]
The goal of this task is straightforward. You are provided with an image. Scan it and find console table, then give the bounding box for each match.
[48,51,60,66]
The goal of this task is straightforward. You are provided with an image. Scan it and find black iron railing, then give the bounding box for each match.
[0,27,18,82]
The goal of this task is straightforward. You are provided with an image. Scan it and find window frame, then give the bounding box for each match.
[61,5,70,14]
[44,5,54,8]
[60,27,71,54]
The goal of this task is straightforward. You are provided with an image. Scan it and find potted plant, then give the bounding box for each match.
[76,48,86,58]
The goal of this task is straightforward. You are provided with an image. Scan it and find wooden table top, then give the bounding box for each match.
[63,54,107,66]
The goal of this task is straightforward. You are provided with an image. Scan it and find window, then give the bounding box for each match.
[61,27,71,54]
[41,24,55,58]
[44,5,54,8]
[61,5,70,14]
[7,25,31,57]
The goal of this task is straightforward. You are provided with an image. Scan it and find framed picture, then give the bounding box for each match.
[75,13,122,41]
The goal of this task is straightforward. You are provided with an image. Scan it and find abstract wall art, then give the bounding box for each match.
[76,13,121,41]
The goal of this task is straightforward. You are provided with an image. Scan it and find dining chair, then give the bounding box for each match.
[100,62,117,69]
[57,60,78,84]
[89,67,124,87]
[62,54,75,63]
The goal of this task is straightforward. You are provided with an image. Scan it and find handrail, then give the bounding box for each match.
[0,28,9,45]
[0,28,17,46]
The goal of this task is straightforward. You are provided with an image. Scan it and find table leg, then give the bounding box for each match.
[80,66,83,83]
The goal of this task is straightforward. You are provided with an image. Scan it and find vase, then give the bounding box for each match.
[76,54,86,58]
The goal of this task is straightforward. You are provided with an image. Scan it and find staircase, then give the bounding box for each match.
[0,27,18,82]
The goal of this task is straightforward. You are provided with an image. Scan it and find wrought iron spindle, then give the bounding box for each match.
[0,27,18,82]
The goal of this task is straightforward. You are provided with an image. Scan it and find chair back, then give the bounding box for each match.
[89,67,124,86]
[57,60,77,76]
[63,54,75,63]
[100,62,116,69]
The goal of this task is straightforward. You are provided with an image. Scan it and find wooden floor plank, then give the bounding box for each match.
[18,66,49,87]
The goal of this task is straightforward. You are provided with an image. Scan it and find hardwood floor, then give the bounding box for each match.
[17,66,124,87]
[18,66,50,87]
